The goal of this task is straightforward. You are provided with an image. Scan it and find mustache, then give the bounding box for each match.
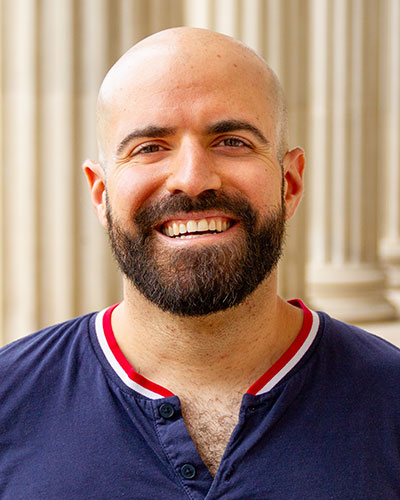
[134,190,257,231]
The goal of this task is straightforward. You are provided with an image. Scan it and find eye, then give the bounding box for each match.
[216,137,250,148]
[133,143,165,155]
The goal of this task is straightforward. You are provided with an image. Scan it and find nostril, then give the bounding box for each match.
[165,172,222,198]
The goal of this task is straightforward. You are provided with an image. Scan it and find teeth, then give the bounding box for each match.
[179,234,205,239]
[162,217,232,238]
[187,220,197,233]
[198,219,208,231]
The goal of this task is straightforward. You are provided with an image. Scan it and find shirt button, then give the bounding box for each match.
[159,403,175,419]
[180,463,196,479]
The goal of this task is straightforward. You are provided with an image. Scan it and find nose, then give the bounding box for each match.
[165,138,222,197]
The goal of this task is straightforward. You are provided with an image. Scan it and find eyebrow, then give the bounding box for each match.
[206,119,270,146]
[116,119,270,156]
[116,126,175,156]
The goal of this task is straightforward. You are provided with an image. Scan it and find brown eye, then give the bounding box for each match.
[222,138,245,147]
[138,144,162,154]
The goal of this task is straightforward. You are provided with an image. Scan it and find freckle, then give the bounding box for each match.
[233,63,238,68]
[217,54,221,58]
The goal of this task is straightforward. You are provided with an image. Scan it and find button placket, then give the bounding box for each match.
[152,398,213,498]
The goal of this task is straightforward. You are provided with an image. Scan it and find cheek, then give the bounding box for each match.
[108,167,166,218]
[225,163,283,210]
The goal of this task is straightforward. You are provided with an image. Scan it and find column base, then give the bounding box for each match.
[380,238,400,313]
[306,265,398,323]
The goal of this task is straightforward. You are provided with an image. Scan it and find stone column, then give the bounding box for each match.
[2,0,39,341]
[306,0,396,322]
[378,0,400,311]
[38,0,75,327]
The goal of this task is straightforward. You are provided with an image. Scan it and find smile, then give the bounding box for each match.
[160,216,234,239]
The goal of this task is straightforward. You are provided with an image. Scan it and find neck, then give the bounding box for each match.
[111,273,304,395]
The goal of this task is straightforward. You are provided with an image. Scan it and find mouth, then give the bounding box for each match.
[158,216,236,239]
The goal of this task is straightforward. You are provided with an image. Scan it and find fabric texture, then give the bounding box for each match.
[1,304,399,499]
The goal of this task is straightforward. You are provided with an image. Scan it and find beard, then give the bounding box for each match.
[106,190,286,316]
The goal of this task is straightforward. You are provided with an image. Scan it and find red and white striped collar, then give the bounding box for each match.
[95,299,320,400]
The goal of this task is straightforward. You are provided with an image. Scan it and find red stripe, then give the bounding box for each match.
[246,299,313,395]
[102,304,174,398]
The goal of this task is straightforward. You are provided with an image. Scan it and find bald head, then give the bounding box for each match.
[96,27,288,169]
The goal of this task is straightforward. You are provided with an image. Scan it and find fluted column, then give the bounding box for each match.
[38,0,75,327]
[378,0,400,311]
[306,0,396,322]
[2,0,39,341]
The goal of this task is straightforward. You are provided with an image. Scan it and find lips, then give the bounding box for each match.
[160,216,234,239]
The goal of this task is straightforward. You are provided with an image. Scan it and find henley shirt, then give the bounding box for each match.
[1,300,399,499]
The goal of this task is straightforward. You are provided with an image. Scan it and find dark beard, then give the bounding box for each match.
[106,190,286,316]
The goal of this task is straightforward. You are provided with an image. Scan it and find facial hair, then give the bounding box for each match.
[106,190,286,316]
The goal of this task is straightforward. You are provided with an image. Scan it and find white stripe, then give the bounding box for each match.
[256,310,320,395]
[95,309,164,400]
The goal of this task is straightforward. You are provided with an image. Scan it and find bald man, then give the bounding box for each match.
[1,28,399,499]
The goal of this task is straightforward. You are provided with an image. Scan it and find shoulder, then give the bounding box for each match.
[316,311,400,391]
[318,311,400,360]
[0,312,97,381]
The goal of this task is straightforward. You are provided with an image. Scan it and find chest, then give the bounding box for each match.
[180,395,242,476]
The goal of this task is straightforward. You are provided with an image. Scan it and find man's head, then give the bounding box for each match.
[96,28,289,169]
[84,27,305,316]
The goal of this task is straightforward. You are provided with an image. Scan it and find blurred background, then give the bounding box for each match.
[1,0,399,346]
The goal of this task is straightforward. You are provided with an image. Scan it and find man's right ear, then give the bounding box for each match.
[83,159,108,228]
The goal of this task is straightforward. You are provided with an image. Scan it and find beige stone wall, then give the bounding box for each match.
[1,0,399,345]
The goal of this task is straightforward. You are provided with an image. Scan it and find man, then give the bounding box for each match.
[0,27,399,499]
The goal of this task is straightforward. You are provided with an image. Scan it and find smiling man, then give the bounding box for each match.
[1,28,400,499]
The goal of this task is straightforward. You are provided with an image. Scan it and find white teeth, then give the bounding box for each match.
[163,217,232,238]
[198,219,208,231]
[187,220,197,233]
[179,234,204,239]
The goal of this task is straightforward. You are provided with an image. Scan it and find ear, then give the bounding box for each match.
[83,159,108,228]
[282,147,305,220]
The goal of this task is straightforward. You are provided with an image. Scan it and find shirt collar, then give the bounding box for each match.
[95,299,319,399]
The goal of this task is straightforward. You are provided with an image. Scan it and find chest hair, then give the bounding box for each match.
[180,394,243,477]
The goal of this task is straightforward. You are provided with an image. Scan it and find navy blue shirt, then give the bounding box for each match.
[1,301,399,499]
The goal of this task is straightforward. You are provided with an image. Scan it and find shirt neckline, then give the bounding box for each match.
[95,299,320,399]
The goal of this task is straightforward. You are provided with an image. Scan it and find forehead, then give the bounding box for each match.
[99,41,276,152]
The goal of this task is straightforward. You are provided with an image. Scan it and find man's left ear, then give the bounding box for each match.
[282,147,305,220]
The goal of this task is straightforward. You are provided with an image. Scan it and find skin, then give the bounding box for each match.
[84,27,305,474]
